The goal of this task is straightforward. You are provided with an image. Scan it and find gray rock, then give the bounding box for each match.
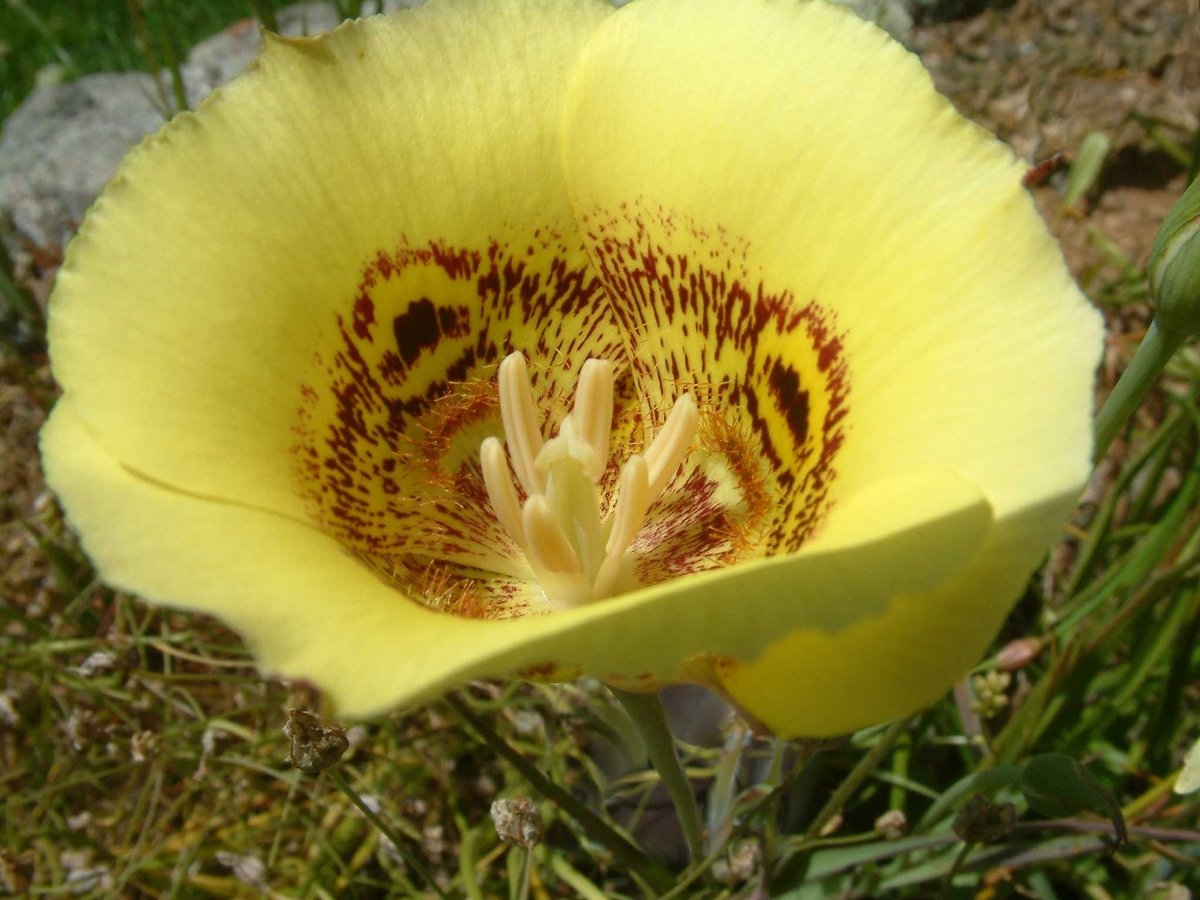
[0,70,165,250]
[0,1,419,255]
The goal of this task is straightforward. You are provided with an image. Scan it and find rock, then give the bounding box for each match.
[0,1,419,259]
[0,71,165,251]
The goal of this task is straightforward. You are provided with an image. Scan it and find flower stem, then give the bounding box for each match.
[444,693,674,893]
[326,768,448,899]
[611,688,705,865]
[1093,318,1187,463]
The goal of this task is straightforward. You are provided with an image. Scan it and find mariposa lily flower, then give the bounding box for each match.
[41,0,1102,737]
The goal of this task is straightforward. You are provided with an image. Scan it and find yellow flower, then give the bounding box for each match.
[41,0,1102,737]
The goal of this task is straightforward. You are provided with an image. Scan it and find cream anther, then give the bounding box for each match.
[644,394,700,500]
[606,455,650,557]
[480,436,525,546]
[498,353,546,496]
[572,359,614,481]
[482,352,697,608]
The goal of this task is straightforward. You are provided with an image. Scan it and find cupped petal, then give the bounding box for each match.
[716,475,1077,736]
[562,0,1102,522]
[49,0,611,521]
[557,0,1101,730]
[45,398,1003,736]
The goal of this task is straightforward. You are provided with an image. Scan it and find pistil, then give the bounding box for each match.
[481,352,698,608]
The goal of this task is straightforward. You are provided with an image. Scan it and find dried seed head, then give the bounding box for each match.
[283,708,348,775]
[130,730,159,764]
[73,650,119,678]
[490,797,543,849]
[953,794,1017,844]
[216,852,268,891]
[712,840,761,885]
[875,809,908,840]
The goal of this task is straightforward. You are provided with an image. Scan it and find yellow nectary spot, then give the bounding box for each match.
[291,221,850,619]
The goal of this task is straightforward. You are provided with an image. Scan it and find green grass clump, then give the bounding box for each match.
[0,0,297,121]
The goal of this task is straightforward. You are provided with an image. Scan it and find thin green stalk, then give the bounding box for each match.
[515,847,533,900]
[5,0,75,69]
[803,716,910,841]
[704,724,748,853]
[249,0,280,32]
[444,693,674,894]
[1093,319,1186,462]
[160,16,189,114]
[938,842,974,900]
[611,688,705,865]
[326,769,448,899]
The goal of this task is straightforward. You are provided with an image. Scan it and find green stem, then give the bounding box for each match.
[1093,318,1186,463]
[515,847,533,900]
[803,716,910,841]
[444,693,674,894]
[611,688,705,865]
[248,0,279,32]
[939,842,974,900]
[326,769,448,899]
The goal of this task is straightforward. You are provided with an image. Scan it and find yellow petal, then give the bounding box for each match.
[45,399,996,731]
[558,0,1101,731]
[715,473,1079,736]
[49,0,611,524]
[563,0,1102,522]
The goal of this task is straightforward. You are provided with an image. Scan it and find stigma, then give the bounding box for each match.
[481,352,698,609]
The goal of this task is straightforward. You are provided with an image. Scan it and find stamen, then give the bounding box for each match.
[571,359,614,482]
[606,455,650,558]
[498,353,545,496]
[522,496,582,575]
[480,436,525,547]
[482,353,697,608]
[590,454,652,602]
[644,394,700,501]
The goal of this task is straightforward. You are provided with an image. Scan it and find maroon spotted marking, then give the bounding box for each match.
[293,235,614,619]
[582,201,850,553]
[293,210,851,619]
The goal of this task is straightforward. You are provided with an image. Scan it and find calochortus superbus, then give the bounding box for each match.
[41,0,1102,737]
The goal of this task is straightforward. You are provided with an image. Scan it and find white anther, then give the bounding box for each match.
[480,436,526,548]
[605,455,650,558]
[572,359,614,481]
[522,496,582,576]
[643,394,699,501]
[498,353,545,496]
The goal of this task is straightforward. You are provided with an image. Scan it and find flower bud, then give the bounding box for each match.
[1148,174,1200,344]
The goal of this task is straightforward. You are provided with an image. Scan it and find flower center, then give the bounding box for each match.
[481,352,698,609]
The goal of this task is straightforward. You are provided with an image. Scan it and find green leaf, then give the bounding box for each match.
[1063,131,1111,207]
[1019,753,1126,844]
